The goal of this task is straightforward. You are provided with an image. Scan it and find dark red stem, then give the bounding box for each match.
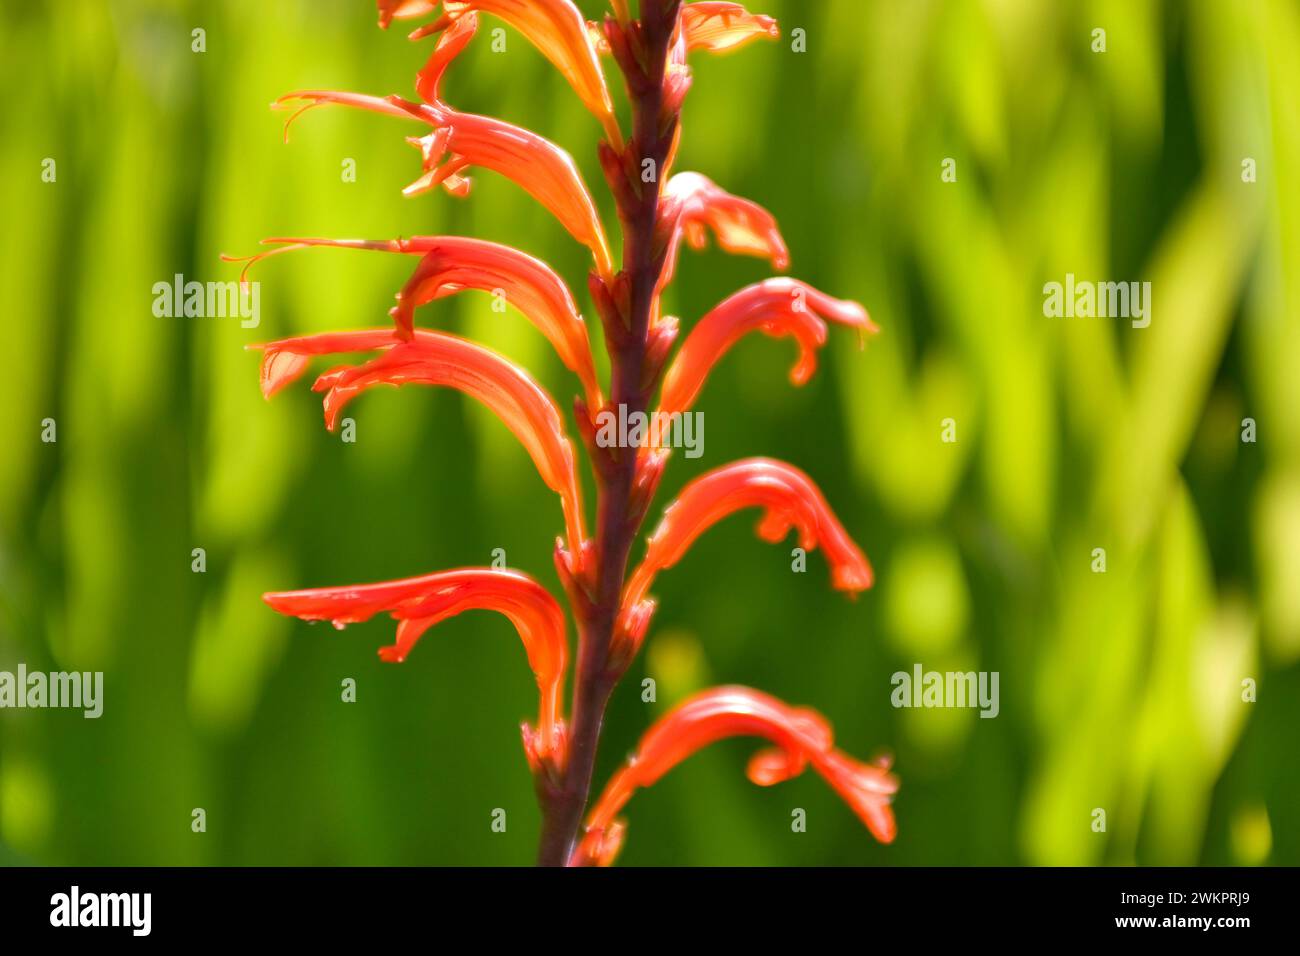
[535,0,681,867]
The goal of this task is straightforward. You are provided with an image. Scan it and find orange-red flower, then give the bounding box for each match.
[264,567,569,766]
[249,329,589,560]
[659,277,876,416]
[659,172,789,289]
[619,457,872,653]
[412,1,620,146]
[276,91,614,278]
[571,685,898,865]
[228,236,603,412]
[680,2,780,53]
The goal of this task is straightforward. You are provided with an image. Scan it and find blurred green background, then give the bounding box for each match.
[1,0,1297,866]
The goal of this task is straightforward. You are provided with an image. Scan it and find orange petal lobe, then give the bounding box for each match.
[377,1,440,30]
[680,2,780,53]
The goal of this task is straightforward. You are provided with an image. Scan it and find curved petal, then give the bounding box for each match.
[407,102,614,277]
[264,567,568,764]
[571,686,898,865]
[228,236,603,411]
[249,329,589,559]
[275,91,614,277]
[680,2,780,53]
[619,457,872,652]
[659,277,875,415]
[432,1,620,145]
[416,10,479,103]
[660,172,789,288]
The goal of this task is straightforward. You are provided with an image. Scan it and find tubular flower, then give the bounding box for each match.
[250,329,589,561]
[264,568,569,766]
[276,91,614,278]
[619,458,872,653]
[659,278,876,416]
[228,236,602,412]
[680,2,780,53]
[572,686,898,865]
[659,172,790,289]
[414,1,621,147]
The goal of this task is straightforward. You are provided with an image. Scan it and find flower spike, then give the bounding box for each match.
[264,567,569,766]
[619,457,872,653]
[680,2,780,54]
[238,0,899,866]
[659,172,790,289]
[274,91,615,278]
[249,329,589,562]
[659,277,876,416]
[228,236,603,412]
[572,686,898,865]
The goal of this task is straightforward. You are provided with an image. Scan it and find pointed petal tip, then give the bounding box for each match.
[378,645,406,663]
[833,561,875,594]
[872,810,898,845]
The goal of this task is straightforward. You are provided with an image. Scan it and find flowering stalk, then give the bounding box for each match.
[237,0,895,867]
[533,0,684,867]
